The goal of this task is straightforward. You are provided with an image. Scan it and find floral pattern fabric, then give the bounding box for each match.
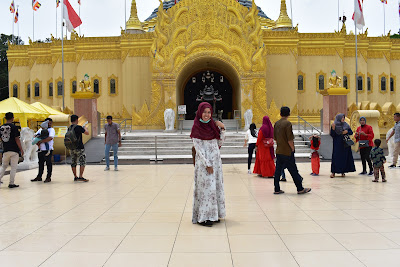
[192,131,226,224]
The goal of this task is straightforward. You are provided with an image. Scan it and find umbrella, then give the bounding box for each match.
[0,97,49,127]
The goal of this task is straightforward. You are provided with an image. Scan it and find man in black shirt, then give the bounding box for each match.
[0,112,24,188]
[69,115,89,182]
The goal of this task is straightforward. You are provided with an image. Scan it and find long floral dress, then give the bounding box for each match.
[192,131,226,224]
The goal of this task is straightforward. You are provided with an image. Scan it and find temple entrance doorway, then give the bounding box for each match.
[183,70,235,120]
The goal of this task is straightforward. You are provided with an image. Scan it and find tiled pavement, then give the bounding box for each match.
[0,162,400,267]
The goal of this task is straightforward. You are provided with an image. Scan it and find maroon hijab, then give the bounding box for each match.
[190,102,221,140]
[260,116,275,159]
[260,116,273,139]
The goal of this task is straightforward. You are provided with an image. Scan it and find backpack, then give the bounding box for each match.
[64,125,79,150]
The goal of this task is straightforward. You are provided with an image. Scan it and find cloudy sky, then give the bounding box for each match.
[0,0,399,43]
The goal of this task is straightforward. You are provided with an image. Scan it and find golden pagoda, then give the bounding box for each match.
[126,0,144,33]
[275,0,293,29]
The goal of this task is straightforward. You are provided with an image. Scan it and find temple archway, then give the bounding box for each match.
[176,56,241,121]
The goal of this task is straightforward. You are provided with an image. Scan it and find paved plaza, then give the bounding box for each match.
[0,162,400,267]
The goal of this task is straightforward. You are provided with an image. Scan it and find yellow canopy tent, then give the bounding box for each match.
[31,102,66,116]
[0,97,49,127]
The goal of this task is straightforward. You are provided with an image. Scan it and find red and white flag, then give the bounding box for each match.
[10,0,15,13]
[353,0,365,30]
[63,0,82,32]
[78,0,81,5]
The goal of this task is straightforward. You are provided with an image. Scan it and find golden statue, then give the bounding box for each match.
[79,74,92,92]
[329,70,342,88]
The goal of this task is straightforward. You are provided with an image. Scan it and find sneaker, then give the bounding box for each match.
[114,167,118,171]
[76,177,89,182]
[8,184,19,188]
[388,165,397,169]
[368,172,374,176]
[248,170,252,174]
[359,172,367,175]
[280,178,287,182]
[31,178,42,182]
[74,177,78,181]
[298,188,312,194]
[104,167,110,171]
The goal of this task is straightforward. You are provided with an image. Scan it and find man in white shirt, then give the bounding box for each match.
[31,118,55,183]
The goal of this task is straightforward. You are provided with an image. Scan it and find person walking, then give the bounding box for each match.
[67,115,90,182]
[191,102,226,227]
[330,114,356,178]
[0,112,23,188]
[370,139,387,183]
[104,116,121,171]
[31,118,55,183]
[355,117,374,175]
[244,123,258,174]
[386,113,400,168]
[253,116,276,178]
[273,107,311,195]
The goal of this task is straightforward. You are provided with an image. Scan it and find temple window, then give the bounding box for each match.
[72,81,77,94]
[381,77,387,91]
[298,75,304,91]
[49,83,53,97]
[94,79,99,94]
[27,84,31,98]
[34,82,40,97]
[343,76,348,89]
[318,75,324,90]
[357,76,363,91]
[390,77,395,92]
[12,84,18,98]
[57,81,63,96]
[367,77,371,92]
[110,79,116,94]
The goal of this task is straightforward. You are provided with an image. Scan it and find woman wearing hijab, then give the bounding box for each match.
[330,114,356,178]
[244,123,258,174]
[253,116,276,178]
[191,102,226,227]
[355,117,374,176]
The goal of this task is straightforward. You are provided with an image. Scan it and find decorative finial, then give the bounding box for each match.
[126,0,144,32]
[275,0,292,29]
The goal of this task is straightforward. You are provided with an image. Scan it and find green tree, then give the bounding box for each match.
[0,34,24,101]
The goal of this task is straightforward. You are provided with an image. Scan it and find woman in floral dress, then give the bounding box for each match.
[191,102,226,227]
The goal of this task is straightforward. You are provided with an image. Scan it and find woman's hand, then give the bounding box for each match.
[206,166,214,174]
[342,130,348,135]
[215,121,225,129]
[331,123,336,130]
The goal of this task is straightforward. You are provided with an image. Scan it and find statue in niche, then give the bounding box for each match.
[328,69,342,88]
[17,128,38,170]
[196,85,222,119]
[244,109,253,130]
[164,109,175,131]
[79,74,92,92]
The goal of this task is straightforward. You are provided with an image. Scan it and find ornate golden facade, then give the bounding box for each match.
[7,0,400,130]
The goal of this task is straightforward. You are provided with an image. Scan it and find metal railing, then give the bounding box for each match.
[297,115,322,135]
[100,118,132,135]
[118,119,132,135]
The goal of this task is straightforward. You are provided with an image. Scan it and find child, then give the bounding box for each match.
[309,135,321,176]
[32,121,50,156]
[370,139,386,182]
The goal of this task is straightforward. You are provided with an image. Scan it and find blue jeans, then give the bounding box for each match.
[105,143,119,168]
[274,152,304,192]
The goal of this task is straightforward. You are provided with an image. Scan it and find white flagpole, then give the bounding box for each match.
[290,0,293,27]
[12,9,14,44]
[79,2,81,36]
[62,0,65,110]
[384,3,386,35]
[355,23,359,106]
[56,2,58,38]
[17,5,19,44]
[125,0,127,30]
[338,0,340,31]
[33,7,35,41]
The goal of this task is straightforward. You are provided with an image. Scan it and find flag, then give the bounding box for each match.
[78,0,81,5]
[32,0,41,11]
[63,0,82,32]
[381,0,388,3]
[353,0,365,30]
[10,0,15,13]
[14,8,19,23]
[57,0,60,8]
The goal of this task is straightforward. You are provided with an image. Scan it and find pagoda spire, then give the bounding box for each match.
[126,0,144,31]
[275,0,292,29]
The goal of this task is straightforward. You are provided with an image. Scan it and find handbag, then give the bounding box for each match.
[263,138,274,147]
[359,140,369,148]
[343,134,355,147]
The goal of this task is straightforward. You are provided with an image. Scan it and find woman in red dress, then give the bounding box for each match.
[253,116,276,178]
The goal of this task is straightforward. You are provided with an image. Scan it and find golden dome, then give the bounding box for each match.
[126,0,144,31]
[275,0,292,29]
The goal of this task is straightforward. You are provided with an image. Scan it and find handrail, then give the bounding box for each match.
[297,115,322,135]
[118,119,132,136]
[100,118,132,135]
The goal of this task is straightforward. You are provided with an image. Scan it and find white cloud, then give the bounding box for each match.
[0,0,399,43]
